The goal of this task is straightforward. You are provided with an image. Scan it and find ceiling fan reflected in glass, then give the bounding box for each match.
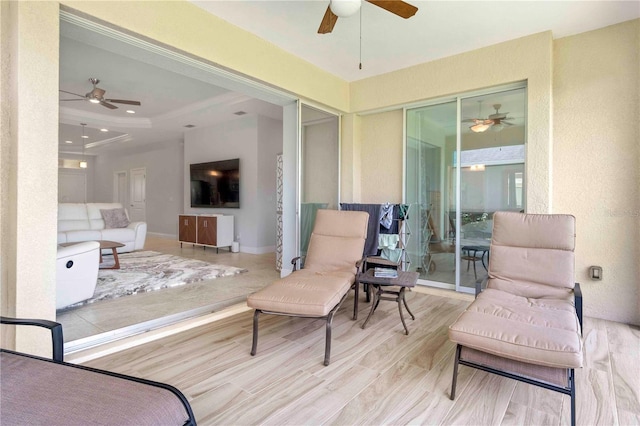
[463,102,514,133]
[59,78,141,110]
[318,0,418,34]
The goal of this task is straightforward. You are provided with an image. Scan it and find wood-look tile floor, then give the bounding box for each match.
[84,290,640,425]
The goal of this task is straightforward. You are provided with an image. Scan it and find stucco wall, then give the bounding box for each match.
[553,19,639,325]
[1,1,60,355]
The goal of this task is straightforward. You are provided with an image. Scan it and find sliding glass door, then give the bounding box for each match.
[406,85,526,292]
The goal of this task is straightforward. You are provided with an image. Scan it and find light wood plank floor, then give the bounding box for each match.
[84,290,640,425]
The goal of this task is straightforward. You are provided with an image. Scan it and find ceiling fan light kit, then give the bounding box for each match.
[318,0,418,34]
[329,0,361,17]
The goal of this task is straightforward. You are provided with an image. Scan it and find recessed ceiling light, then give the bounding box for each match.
[100,128,108,132]
[184,124,196,128]
[126,110,135,114]
[81,135,89,139]
[234,111,247,116]
[65,140,73,144]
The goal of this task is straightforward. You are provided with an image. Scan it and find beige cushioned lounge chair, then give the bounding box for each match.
[448,212,583,426]
[247,209,369,366]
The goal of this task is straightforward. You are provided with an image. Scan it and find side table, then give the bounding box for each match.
[356,269,419,335]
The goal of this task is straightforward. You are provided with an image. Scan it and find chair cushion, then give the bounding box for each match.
[448,288,583,369]
[247,269,355,317]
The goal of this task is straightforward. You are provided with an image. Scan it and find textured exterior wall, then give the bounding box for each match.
[1,1,60,355]
[360,110,404,204]
[553,19,639,325]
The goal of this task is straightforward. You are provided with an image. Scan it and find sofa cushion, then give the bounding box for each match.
[86,203,127,230]
[100,208,130,228]
[448,288,583,369]
[247,269,355,316]
[65,230,102,243]
[58,203,91,232]
[101,228,136,242]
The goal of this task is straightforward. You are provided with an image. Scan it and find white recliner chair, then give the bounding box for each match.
[56,241,100,310]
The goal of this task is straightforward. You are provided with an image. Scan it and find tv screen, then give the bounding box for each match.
[190,159,240,208]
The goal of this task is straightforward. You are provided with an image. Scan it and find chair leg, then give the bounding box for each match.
[324,311,336,366]
[570,368,576,426]
[250,310,260,356]
[450,344,462,400]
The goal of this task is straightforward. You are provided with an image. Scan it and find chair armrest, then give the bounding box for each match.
[290,256,303,272]
[0,317,64,362]
[355,256,367,273]
[574,282,583,331]
[475,276,489,298]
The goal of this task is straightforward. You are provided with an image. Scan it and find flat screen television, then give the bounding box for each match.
[190,159,240,208]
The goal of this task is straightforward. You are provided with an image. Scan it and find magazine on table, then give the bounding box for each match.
[373,267,398,278]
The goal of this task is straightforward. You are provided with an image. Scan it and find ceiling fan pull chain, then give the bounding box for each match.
[359,6,362,70]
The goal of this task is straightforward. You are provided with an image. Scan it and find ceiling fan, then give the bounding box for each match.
[318,0,418,34]
[59,78,141,110]
[463,103,514,133]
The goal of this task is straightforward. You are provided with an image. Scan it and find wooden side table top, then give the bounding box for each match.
[59,240,125,250]
[358,269,419,287]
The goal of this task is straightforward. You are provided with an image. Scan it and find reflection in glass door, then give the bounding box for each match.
[406,86,526,292]
[299,105,339,260]
[406,101,457,287]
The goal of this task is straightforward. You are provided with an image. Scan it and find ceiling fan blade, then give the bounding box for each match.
[59,89,85,98]
[106,99,141,106]
[318,5,338,34]
[366,0,418,18]
[100,101,118,110]
[60,99,87,102]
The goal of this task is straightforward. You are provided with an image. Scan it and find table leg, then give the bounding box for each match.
[398,288,409,335]
[361,284,379,329]
[99,248,121,270]
[402,289,416,321]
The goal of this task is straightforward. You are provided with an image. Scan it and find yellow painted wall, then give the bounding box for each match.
[1,0,60,355]
[553,19,639,325]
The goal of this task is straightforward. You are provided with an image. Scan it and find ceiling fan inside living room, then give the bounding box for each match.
[318,0,418,34]
[59,78,141,110]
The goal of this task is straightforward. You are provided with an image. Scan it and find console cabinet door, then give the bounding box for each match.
[197,216,217,246]
[179,215,196,243]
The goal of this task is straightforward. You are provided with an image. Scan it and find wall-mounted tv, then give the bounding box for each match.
[190,158,240,208]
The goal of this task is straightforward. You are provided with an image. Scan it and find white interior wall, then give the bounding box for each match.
[184,114,283,253]
[91,139,184,237]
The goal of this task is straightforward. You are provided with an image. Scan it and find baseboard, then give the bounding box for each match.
[147,232,177,239]
[240,245,276,255]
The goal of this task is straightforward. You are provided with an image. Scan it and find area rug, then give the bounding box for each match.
[63,251,247,310]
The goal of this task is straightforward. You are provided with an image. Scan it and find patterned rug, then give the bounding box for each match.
[63,251,247,310]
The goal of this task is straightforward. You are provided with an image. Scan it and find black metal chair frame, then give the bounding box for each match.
[1,317,197,426]
[250,256,364,366]
[449,282,583,426]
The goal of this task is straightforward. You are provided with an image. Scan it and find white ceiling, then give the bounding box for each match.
[59,1,638,155]
[190,0,639,82]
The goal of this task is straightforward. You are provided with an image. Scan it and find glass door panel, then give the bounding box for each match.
[458,88,526,291]
[406,101,457,287]
[299,105,339,260]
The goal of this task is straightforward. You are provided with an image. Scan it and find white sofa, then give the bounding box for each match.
[56,241,100,309]
[57,203,147,253]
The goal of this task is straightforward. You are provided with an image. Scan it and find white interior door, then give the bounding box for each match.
[59,172,86,203]
[129,167,146,222]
